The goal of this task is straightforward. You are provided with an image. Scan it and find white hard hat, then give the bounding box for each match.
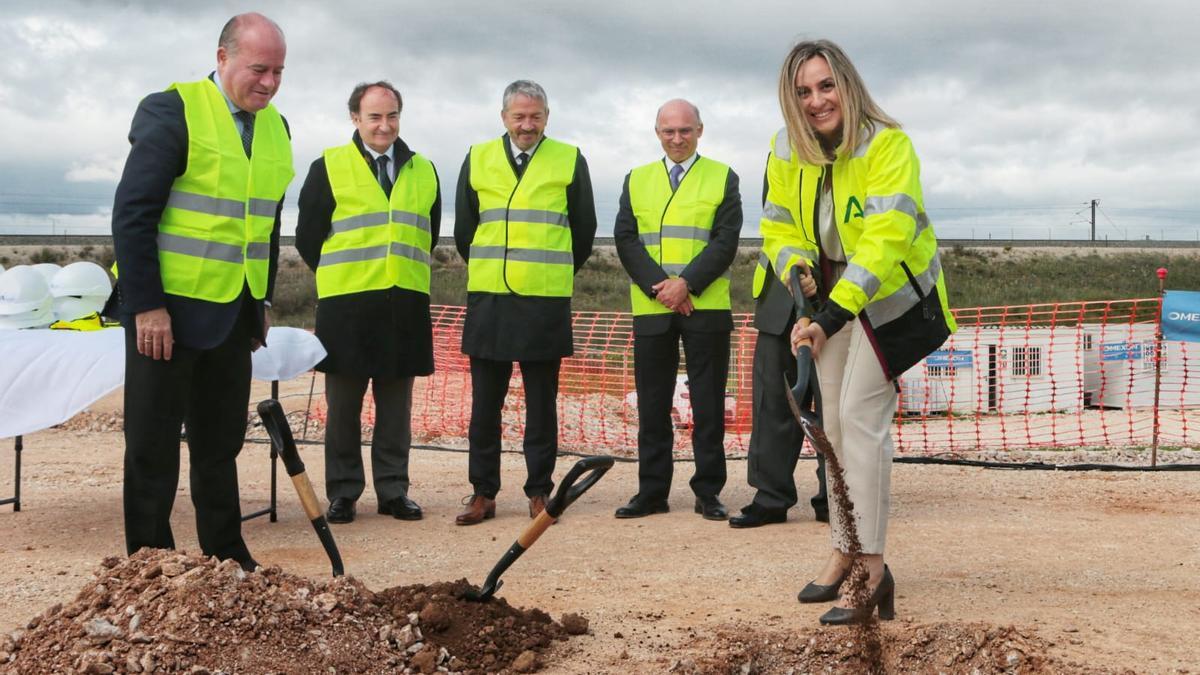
[0,266,53,316]
[50,261,112,298]
[0,302,55,329]
[32,263,63,284]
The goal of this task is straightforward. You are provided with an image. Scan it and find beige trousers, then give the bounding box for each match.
[815,318,898,555]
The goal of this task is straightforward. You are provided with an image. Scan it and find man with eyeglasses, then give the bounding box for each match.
[612,99,742,521]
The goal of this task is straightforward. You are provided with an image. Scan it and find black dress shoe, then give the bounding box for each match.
[237,557,261,573]
[326,497,356,524]
[693,495,728,521]
[728,503,787,528]
[813,506,830,523]
[819,565,896,624]
[614,495,669,519]
[378,495,423,521]
[797,569,848,603]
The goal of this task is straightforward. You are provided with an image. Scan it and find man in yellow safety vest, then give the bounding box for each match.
[110,13,292,571]
[452,80,597,525]
[612,99,742,521]
[296,81,441,525]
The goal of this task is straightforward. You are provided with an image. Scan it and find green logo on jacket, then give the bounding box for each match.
[844,196,864,223]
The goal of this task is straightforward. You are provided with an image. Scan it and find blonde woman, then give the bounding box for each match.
[754,39,955,624]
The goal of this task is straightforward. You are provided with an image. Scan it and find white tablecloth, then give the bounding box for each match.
[0,327,325,438]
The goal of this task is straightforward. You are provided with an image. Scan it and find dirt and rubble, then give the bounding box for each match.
[2,385,1199,673]
[3,549,581,674]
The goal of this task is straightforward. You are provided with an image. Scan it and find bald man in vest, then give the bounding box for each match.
[613,99,742,520]
[111,13,292,570]
[453,80,597,525]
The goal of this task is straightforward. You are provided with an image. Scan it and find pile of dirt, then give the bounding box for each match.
[2,549,583,674]
[682,622,1120,674]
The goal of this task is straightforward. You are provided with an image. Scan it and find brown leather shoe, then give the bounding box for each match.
[455,494,496,526]
[528,494,548,519]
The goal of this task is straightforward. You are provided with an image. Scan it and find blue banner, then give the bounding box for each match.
[1162,290,1200,343]
[926,349,973,368]
[1101,342,1143,361]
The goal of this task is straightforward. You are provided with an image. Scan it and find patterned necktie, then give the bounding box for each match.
[516,152,530,178]
[375,155,393,197]
[235,110,255,158]
[670,163,684,191]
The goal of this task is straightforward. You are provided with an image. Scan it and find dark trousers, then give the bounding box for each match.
[122,312,253,563]
[746,329,828,512]
[633,325,730,501]
[324,373,414,504]
[467,356,560,499]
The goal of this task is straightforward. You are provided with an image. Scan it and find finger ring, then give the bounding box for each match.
[143,338,152,343]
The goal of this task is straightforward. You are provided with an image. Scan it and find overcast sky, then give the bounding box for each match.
[2,0,1199,241]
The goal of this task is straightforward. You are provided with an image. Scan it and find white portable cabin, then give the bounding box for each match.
[900,326,1085,415]
[1085,323,1200,409]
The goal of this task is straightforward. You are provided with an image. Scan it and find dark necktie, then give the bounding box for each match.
[235,110,255,158]
[375,154,393,197]
[516,152,530,178]
[669,164,684,191]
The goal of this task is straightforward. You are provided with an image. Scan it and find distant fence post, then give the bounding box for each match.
[1151,268,1168,466]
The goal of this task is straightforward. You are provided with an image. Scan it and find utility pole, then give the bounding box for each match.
[1090,198,1098,241]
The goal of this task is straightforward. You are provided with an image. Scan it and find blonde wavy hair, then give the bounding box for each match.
[778,39,899,165]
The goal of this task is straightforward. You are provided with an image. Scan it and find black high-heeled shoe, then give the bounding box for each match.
[818,565,895,625]
[797,569,848,603]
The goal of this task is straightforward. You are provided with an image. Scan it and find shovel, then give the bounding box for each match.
[257,398,346,577]
[782,265,836,457]
[462,455,615,602]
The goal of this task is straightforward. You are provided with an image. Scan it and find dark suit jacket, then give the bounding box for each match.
[613,157,742,336]
[454,134,597,361]
[110,75,288,350]
[295,132,442,378]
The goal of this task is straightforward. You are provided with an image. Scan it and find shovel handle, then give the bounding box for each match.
[545,455,615,519]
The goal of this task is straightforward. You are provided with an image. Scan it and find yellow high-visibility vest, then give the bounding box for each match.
[316,142,437,298]
[627,157,731,315]
[155,78,293,302]
[467,137,576,297]
[756,124,956,376]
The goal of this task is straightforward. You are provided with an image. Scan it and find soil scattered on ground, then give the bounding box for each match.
[679,622,1125,674]
[2,549,579,674]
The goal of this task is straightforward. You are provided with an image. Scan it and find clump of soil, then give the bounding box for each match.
[683,622,1116,674]
[3,549,577,674]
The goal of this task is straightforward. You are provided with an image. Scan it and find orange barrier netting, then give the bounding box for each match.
[312,298,1199,457]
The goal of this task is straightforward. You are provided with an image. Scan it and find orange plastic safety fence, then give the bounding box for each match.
[312,298,1200,456]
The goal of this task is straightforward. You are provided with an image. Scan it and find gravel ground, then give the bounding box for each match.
[1,380,1198,672]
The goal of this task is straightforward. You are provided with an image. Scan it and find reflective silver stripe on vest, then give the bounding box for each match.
[166,191,244,219]
[774,245,809,276]
[157,232,243,264]
[843,262,882,300]
[246,242,270,260]
[762,200,794,225]
[390,242,431,265]
[865,194,919,222]
[478,208,569,227]
[661,224,711,242]
[391,210,432,232]
[248,198,277,218]
[318,245,389,267]
[852,124,879,158]
[865,194,931,240]
[640,232,661,247]
[772,127,791,161]
[758,250,771,269]
[470,245,571,265]
[331,212,389,235]
[862,252,943,327]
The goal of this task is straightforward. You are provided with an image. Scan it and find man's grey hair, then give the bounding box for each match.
[502,80,549,112]
[655,99,703,129]
[218,13,285,55]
